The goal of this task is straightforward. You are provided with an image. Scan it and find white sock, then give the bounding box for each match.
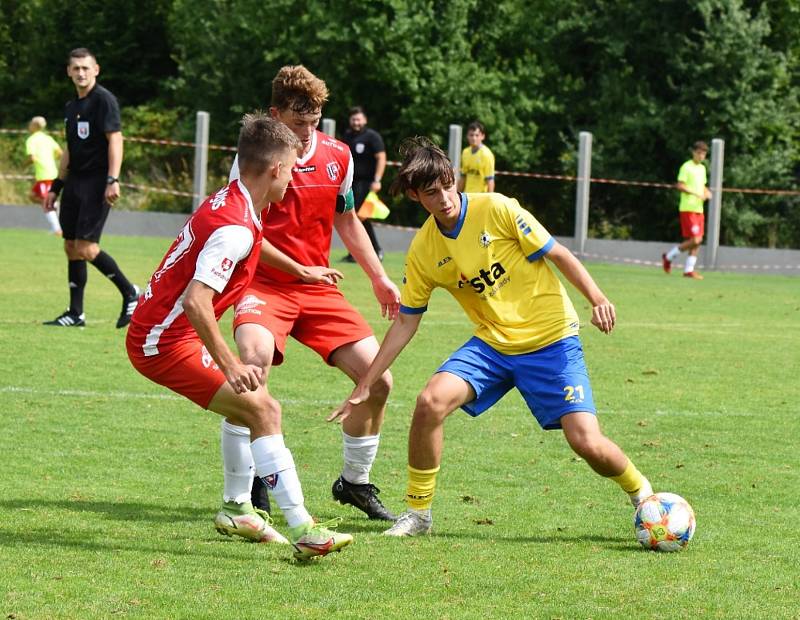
[220,420,254,504]
[684,255,697,273]
[342,432,380,485]
[45,210,61,234]
[666,246,681,261]
[251,434,311,528]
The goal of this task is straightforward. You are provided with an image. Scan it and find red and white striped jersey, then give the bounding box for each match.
[127,179,263,356]
[230,129,353,284]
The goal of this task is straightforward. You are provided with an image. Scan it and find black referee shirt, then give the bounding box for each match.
[64,83,121,175]
[342,127,385,181]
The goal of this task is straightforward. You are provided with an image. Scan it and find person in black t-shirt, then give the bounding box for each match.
[44,48,139,328]
[341,106,386,261]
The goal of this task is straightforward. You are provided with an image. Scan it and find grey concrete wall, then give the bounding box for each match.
[2,203,190,238]
[574,237,800,275]
[1,203,415,251]
[3,204,798,275]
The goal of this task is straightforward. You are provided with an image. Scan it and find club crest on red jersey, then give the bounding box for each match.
[326,161,340,181]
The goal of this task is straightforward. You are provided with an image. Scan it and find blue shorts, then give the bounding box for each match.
[437,335,596,430]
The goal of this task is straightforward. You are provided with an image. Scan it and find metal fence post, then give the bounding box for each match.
[448,124,463,177]
[192,111,210,212]
[705,138,725,269]
[321,118,336,137]
[574,131,593,257]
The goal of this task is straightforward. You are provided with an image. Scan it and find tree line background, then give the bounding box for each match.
[2,0,799,247]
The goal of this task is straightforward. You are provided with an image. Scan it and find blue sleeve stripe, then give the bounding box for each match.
[400,304,427,315]
[527,237,555,261]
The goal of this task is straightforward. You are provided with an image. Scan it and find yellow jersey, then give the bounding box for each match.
[460,145,495,193]
[400,193,579,354]
[677,159,707,213]
[25,131,61,181]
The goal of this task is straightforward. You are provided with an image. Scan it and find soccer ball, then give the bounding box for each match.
[633,492,695,552]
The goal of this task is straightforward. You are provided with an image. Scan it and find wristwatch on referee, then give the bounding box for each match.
[106,175,119,185]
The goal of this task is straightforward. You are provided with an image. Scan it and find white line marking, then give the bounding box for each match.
[2,385,183,401]
[0,385,400,408]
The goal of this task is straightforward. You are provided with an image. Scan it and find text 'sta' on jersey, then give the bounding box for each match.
[128,179,263,356]
[400,192,579,355]
[229,130,353,284]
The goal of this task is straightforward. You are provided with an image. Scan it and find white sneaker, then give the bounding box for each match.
[214,504,289,544]
[291,519,354,560]
[629,477,654,508]
[383,509,432,537]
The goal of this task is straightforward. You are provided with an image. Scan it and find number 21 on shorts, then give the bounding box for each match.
[563,384,585,403]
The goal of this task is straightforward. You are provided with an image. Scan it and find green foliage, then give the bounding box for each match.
[2,0,800,244]
[0,0,176,124]
[121,105,194,213]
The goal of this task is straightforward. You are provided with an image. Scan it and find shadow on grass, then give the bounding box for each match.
[0,526,635,563]
[0,497,208,522]
[0,526,304,562]
[301,510,634,550]
[413,529,633,550]
[0,498,635,554]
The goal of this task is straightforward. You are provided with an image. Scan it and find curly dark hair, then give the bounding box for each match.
[390,136,455,196]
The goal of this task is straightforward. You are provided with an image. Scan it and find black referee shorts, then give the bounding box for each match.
[60,174,111,242]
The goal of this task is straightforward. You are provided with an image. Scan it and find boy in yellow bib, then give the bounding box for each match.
[25,116,63,235]
[331,137,654,536]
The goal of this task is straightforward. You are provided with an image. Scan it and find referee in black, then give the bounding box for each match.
[44,48,139,328]
[341,106,386,262]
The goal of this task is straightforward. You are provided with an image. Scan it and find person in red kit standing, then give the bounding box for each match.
[224,65,401,527]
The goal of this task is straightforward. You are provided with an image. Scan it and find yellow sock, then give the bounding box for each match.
[610,460,645,494]
[406,465,440,511]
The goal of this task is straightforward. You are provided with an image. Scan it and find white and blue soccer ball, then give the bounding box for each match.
[633,492,695,552]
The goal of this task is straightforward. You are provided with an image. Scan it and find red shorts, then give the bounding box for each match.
[680,211,704,239]
[126,336,226,408]
[31,180,52,200]
[232,281,373,366]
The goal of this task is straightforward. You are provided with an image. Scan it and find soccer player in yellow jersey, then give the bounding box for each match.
[25,116,63,235]
[662,141,712,280]
[330,137,654,536]
[458,121,495,193]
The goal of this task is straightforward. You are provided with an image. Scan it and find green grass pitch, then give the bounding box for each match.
[0,227,798,619]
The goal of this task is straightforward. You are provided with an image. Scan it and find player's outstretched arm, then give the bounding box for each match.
[334,210,400,319]
[545,242,616,334]
[259,238,343,285]
[183,280,263,393]
[328,311,422,423]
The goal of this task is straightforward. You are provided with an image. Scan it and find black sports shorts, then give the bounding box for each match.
[60,174,110,242]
